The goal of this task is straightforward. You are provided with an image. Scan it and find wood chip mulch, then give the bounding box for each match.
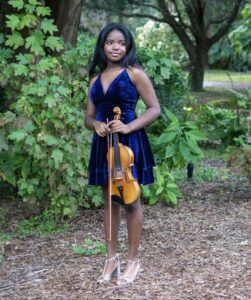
[0,179,250,300]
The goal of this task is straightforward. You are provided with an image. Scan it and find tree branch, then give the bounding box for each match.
[84,1,165,22]
[182,0,202,38]
[157,0,196,61]
[128,0,161,12]
[208,0,244,47]
[170,0,191,31]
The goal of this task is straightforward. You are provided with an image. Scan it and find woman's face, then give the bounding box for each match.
[104,29,127,63]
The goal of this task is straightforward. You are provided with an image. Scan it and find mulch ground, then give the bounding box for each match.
[0,177,250,300]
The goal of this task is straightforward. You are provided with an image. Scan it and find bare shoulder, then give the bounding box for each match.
[127,66,149,85]
[89,75,98,88]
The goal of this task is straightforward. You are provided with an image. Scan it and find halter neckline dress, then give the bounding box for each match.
[88,68,155,186]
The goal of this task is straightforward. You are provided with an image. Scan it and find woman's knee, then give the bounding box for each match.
[125,199,141,214]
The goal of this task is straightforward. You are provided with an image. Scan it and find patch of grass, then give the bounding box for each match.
[0,231,12,241]
[0,210,70,241]
[15,210,69,238]
[72,238,106,256]
[205,69,251,83]
[202,149,225,160]
[174,163,229,183]
[191,87,235,104]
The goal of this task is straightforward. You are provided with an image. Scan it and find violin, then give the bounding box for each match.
[107,107,141,205]
[106,107,141,240]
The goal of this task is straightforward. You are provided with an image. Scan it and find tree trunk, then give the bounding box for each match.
[189,45,208,91]
[190,61,204,91]
[45,0,82,46]
[0,1,13,36]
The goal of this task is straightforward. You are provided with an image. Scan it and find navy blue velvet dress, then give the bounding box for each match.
[88,68,155,186]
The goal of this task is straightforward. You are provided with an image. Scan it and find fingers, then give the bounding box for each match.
[108,120,130,134]
[94,121,110,137]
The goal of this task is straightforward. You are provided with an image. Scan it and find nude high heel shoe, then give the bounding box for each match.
[97,255,120,283]
[117,259,141,285]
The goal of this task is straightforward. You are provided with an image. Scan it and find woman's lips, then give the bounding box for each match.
[111,52,120,57]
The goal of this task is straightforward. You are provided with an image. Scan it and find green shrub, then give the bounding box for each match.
[142,107,207,205]
[137,46,189,112]
[0,1,99,216]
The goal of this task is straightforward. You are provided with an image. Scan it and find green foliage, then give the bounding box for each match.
[136,20,187,63]
[0,209,69,239]
[174,164,229,183]
[0,231,12,241]
[225,136,251,182]
[195,88,249,146]
[155,108,207,169]
[142,164,182,206]
[142,107,206,206]
[15,210,68,237]
[209,3,251,71]
[229,3,251,66]
[0,1,99,215]
[5,1,63,54]
[209,37,251,72]
[72,239,106,256]
[137,46,189,110]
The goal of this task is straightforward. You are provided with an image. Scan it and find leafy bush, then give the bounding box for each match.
[0,1,99,216]
[142,164,182,206]
[137,46,189,112]
[209,4,251,71]
[194,88,249,146]
[225,136,251,183]
[142,108,207,205]
[136,20,187,63]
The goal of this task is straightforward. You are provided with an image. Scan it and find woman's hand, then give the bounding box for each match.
[94,121,110,137]
[108,120,131,135]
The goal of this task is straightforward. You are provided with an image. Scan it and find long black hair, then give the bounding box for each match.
[89,23,139,79]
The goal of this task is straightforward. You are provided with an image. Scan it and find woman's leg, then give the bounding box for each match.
[100,186,121,276]
[125,198,143,261]
[116,198,143,283]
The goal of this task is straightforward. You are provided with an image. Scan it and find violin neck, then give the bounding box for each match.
[113,132,121,171]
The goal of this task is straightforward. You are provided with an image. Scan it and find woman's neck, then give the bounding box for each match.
[105,62,122,71]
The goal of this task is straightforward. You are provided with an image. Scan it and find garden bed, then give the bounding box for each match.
[0,167,250,299]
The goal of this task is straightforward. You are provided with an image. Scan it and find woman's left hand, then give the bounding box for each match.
[108,120,131,134]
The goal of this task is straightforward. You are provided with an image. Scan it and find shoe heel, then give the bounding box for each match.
[116,261,121,278]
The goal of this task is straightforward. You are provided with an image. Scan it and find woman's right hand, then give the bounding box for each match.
[94,121,110,137]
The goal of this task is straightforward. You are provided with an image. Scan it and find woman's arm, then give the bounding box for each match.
[109,67,161,134]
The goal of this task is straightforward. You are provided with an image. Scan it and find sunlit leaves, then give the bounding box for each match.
[41,18,58,35]
[39,134,58,146]
[6,15,20,31]
[51,149,64,169]
[45,36,63,52]
[12,63,29,76]
[8,129,27,142]
[19,14,37,29]
[6,31,24,49]
[36,6,51,16]
[25,30,45,55]
[156,108,207,169]
[8,0,24,10]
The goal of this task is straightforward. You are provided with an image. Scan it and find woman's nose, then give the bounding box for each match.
[112,43,119,50]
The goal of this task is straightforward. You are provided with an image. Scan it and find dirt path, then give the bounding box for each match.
[204,81,250,90]
[0,178,250,299]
